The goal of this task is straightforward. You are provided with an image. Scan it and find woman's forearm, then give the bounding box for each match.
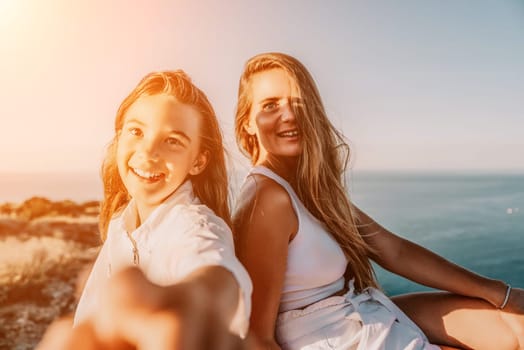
[387,238,508,307]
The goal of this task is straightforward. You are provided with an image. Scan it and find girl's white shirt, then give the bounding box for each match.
[73,180,253,337]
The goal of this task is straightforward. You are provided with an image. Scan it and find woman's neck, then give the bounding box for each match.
[258,155,299,185]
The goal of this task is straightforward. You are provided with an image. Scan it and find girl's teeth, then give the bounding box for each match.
[133,168,162,180]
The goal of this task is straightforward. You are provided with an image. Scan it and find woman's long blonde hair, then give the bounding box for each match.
[235,52,378,291]
[99,70,231,240]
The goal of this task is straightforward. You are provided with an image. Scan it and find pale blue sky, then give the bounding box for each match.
[1,0,523,173]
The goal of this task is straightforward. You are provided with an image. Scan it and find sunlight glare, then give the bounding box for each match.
[0,0,18,21]
[0,0,23,34]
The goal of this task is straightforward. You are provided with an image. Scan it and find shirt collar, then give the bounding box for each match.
[118,180,198,234]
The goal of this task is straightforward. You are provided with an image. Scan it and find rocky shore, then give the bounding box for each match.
[0,197,101,350]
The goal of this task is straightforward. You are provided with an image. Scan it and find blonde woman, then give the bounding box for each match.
[233,52,524,350]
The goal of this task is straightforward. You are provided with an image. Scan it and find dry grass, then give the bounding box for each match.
[0,201,100,350]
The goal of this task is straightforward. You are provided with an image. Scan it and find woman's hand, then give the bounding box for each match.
[502,287,524,313]
[500,287,524,348]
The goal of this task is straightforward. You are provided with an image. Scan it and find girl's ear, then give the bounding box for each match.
[189,150,210,176]
[244,119,256,136]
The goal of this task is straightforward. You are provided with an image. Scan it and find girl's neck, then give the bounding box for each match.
[134,202,155,230]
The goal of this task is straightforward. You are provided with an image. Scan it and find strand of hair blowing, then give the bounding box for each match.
[295,95,378,292]
[235,53,378,291]
[99,139,129,241]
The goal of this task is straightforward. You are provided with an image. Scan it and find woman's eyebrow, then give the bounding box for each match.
[258,96,303,105]
[258,97,280,105]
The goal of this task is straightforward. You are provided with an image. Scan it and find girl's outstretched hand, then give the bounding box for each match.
[37,267,254,349]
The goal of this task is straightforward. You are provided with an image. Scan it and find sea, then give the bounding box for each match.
[1,170,522,296]
[349,171,524,295]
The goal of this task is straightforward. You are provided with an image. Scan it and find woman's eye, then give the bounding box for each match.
[129,128,143,137]
[262,102,278,112]
[292,99,305,109]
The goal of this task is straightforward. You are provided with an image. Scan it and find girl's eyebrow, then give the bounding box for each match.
[169,130,191,143]
[125,118,191,143]
[125,118,145,125]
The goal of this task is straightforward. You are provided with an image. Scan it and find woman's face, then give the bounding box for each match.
[246,69,303,163]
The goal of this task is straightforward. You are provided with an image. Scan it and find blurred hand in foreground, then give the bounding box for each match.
[37,267,256,349]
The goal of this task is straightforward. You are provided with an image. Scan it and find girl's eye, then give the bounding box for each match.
[166,137,183,147]
[129,127,143,137]
[262,102,278,112]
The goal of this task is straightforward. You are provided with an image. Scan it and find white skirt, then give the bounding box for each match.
[275,281,440,350]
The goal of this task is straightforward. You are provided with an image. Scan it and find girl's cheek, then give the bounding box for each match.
[119,136,136,149]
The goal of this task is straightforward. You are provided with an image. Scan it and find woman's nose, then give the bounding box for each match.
[280,102,296,122]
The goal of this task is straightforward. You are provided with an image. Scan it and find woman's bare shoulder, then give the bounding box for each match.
[236,174,293,211]
[233,174,297,241]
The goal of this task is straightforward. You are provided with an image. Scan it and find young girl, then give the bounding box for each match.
[233,52,524,350]
[71,70,252,347]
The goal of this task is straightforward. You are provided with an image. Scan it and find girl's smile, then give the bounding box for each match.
[130,167,164,182]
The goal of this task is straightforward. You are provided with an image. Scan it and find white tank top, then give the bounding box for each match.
[247,166,348,312]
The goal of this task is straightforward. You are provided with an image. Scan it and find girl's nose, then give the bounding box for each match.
[140,138,160,160]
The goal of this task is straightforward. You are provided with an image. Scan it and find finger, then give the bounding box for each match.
[209,330,247,350]
[108,267,166,310]
[37,317,105,350]
[243,333,263,350]
[116,311,191,349]
[68,321,110,350]
[139,312,187,349]
[36,317,74,350]
[200,313,246,350]
[94,267,164,341]
[75,319,136,350]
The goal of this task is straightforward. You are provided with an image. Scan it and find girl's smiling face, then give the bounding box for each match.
[245,69,303,163]
[116,93,207,222]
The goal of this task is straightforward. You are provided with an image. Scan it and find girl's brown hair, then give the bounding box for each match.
[99,70,230,240]
[235,52,377,291]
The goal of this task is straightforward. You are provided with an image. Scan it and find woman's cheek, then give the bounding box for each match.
[255,110,279,134]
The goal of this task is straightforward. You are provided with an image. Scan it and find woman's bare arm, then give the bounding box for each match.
[354,206,509,307]
[233,176,298,349]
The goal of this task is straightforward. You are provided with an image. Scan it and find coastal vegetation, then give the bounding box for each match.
[0,197,100,349]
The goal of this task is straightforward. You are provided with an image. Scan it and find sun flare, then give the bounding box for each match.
[0,0,22,30]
